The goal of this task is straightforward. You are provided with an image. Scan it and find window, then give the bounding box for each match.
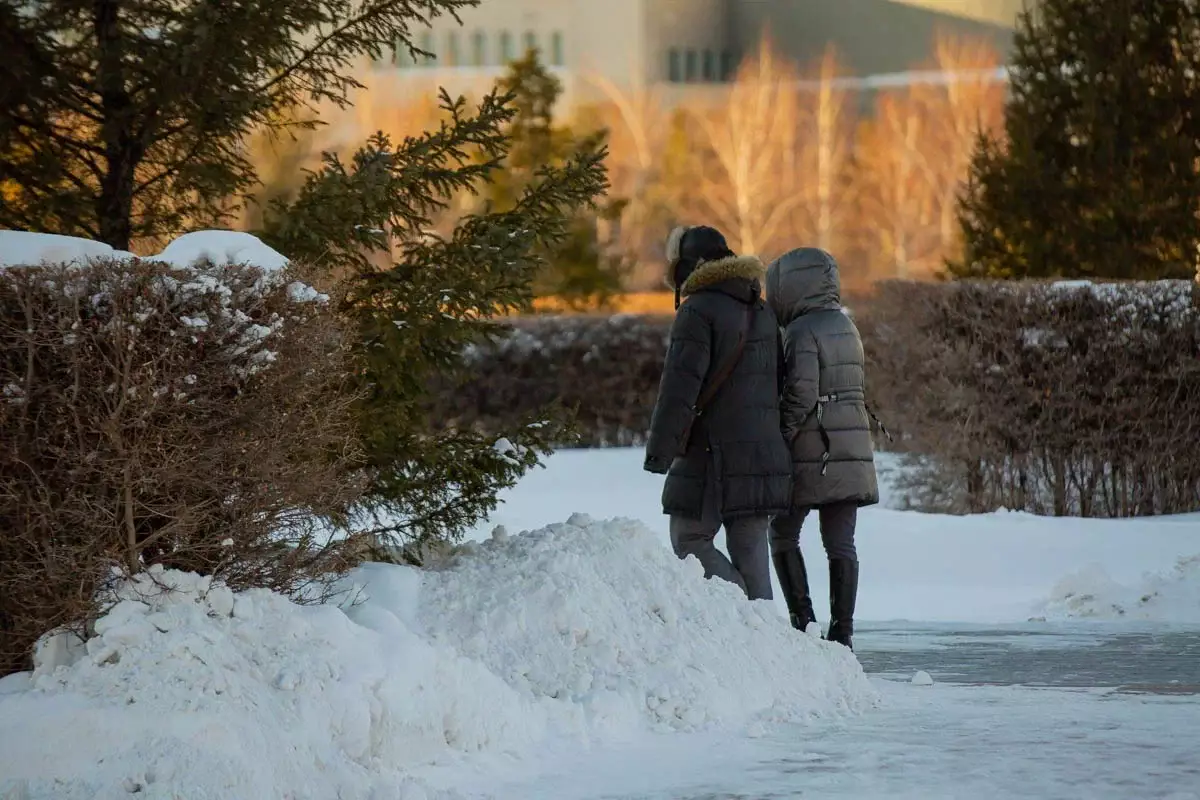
[391,38,415,68]
[446,32,460,66]
[702,49,715,81]
[472,30,486,66]
[668,48,681,82]
[720,50,736,80]
[499,30,513,63]
[684,49,697,81]
[551,31,564,66]
[419,31,435,66]
[524,30,537,55]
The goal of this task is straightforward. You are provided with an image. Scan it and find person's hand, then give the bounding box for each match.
[643,455,670,475]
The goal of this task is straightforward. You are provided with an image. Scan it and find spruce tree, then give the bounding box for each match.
[485,50,628,308]
[951,0,1200,280]
[1,1,610,550]
[0,0,473,250]
[259,89,607,549]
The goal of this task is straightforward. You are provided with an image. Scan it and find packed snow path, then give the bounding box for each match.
[427,625,1200,799]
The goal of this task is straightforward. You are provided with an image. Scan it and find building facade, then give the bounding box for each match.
[371,0,1031,103]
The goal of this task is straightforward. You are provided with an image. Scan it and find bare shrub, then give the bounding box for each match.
[0,258,366,675]
[429,292,873,447]
[860,280,1200,516]
[431,314,674,448]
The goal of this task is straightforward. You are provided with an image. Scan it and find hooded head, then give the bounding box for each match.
[665,225,736,308]
[765,247,842,326]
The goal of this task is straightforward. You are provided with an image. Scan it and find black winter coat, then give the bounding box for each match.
[766,248,879,509]
[645,255,792,520]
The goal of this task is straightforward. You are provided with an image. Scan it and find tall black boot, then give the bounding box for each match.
[772,549,817,632]
[826,558,859,650]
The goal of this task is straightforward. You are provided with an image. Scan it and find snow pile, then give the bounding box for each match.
[422,515,877,733]
[1037,555,1200,622]
[1,565,544,800]
[0,517,873,799]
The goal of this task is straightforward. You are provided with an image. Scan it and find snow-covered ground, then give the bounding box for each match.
[2,447,1199,799]
[468,448,1200,625]
[0,517,873,800]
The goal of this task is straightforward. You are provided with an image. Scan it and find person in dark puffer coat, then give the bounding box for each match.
[644,225,792,601]
[765,247,879,650]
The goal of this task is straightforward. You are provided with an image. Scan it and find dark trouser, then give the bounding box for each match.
[670,508,773,602]
[768,502,859,648]
[768,502,857,560]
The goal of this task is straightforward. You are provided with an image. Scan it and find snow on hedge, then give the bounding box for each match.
[0,229,289,272]
[149,230,290,272]
[0,230,327,382]
[0,517,876,799]
[0,231,137,267]
[1038,555,1200,622]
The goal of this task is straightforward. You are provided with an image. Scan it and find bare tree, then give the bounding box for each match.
[853,33,1005,280]
[855,89,940,279]
[583,72,672,285]
[922,32,1007,261]
[796,46,856,255]
[690,37,805,257]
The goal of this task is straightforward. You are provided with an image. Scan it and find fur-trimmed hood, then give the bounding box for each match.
[676,255,766,298]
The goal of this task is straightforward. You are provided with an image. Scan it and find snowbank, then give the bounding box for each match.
[422,515,875,733]
[0,518,873,799]
[1037,555,1200,622]
[469,448,1200,625]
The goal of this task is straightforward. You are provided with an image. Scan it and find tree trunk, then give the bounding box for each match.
[93,0,138,250]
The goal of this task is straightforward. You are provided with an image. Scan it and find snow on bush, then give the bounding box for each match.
[0,231,136,267]
[148,230,290,272]
[0,228,288,273]
[0,231,353,676]
[0,229,327,380]
[0,227,326,383]
[0,517,876,799]
[1037,555,1200,622]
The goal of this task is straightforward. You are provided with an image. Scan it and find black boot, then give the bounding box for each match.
[826,558,859,650]
[772,549,817,632]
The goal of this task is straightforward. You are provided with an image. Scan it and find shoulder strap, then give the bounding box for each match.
[693,292,758,416]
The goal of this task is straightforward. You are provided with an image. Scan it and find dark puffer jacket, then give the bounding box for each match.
[766,248,879,509]
[645,255,792,520]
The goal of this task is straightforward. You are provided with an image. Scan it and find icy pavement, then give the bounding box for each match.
[429,625,1200,800]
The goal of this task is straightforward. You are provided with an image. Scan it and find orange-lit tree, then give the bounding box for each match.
[690,38,805,258]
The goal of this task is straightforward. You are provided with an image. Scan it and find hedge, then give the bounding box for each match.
[859,279,1200,517]
[432,280,1200,517]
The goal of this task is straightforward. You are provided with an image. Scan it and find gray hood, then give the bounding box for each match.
[766,247,842,326]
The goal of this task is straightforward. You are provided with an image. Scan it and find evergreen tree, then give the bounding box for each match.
[0,0,473,251]
[259,89,607,549]
[1,1,609,550]
[951,0,1200,280]
[485,50,628,308]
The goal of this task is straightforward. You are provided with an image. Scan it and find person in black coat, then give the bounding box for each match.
[643,225,792,600]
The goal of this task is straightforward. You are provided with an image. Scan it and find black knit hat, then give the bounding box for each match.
[665,225,734,308]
